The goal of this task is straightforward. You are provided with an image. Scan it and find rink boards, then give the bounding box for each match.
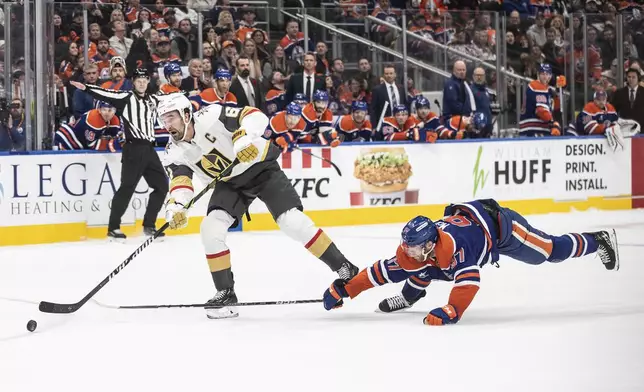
[0,136,642,246]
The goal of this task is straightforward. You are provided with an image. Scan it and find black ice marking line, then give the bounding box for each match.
[37,160,239,315]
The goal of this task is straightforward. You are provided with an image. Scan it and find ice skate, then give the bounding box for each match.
[107,229,126,243]
[590,229,620,271]
[143,226,165,241]
[378,290,426,313]
[205,288,239,319]
[336,261,359,281]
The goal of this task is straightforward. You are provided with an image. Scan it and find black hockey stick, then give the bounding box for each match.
[433,99,442,117]
[38,159,240,314]
[292,145,342,176]
[94,298,323,310]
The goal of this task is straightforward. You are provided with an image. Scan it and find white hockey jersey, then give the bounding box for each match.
[162,104,273,205]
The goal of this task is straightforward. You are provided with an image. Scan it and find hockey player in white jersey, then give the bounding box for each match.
[157,93,358,319]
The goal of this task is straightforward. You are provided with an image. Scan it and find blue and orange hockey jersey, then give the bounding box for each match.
[342,200,499,320]
[265,89,287,116]
[193,89,238,109]
[55,109,121,151]
[519,80,555,136]
[568,101,618,136]
[301,103,334,143]
[264,110,308,147]
[334,114,373,142]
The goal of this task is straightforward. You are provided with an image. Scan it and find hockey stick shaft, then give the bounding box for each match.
[101,298,323,310]
[292,145,342,176]
[38,159,239,314]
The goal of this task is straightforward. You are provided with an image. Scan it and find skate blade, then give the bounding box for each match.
[610,229,620,271]
[206,307,239,319]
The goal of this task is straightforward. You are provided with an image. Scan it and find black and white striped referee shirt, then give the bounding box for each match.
[85,85,157,142]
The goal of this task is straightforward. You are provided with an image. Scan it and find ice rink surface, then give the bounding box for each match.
[2,209,644,392]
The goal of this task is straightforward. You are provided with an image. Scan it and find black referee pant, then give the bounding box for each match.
[108,140,169,231]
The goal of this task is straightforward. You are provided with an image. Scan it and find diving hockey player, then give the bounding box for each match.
[157,93,358,319]
[566,89,625,151]
[322,199,619,325]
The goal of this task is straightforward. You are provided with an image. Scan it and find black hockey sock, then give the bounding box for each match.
[211,269,235,291]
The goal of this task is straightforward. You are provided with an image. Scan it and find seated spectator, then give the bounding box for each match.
[370,0,400,48]
[214,40,238,73]
[174,0,200,25]
[101,57,133,91]
[209,0,237,24]
[265,70,287,116]
[0,98,26,152]
[73,64,100,119]
[126,38,155,77]
[91,35,117,75]
[181,58,208,93]
[262,45,297,84]
[339,77,369,114]
[58,42,81,81]
[280,20,314,64]
[110,21,133,59]
[324,75,343,115]
[240,39,263,81]
[202,58,214,87]
[152,35,181,69]
[218,27,242,54]
[251,29,270,62]
[172,18,199,64]
[131,8,154,36]
[236,7,266,44]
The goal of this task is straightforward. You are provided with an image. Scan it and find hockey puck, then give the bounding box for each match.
[26,319,37,332]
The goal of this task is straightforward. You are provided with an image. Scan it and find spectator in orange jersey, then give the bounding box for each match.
[159,63,183,94]
[236,7,266,44]
[335,101,373,142]
[378,104,417,141]
[91,35,117,75]
[196,68,238,109]
[101,57,133,91]
[265,102,308,153]
[265,70,287,116]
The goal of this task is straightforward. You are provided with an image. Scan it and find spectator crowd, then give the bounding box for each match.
[1,0,643,152]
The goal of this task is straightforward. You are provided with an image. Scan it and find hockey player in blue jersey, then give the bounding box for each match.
[566,89,625,150]
[520,63,562,137]
[55,101,122,151]
[323,199,619,325]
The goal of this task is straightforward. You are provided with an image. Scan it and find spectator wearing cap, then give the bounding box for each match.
[265,71,287,116]
[155,8,176,37]
[218,27,242,53]
[152,35,182,69]
[230,55,263,109]
[73,63,100,119]
[171,18,198,64]
[101,57,133,91]
[198,68,238,108]
[91,35,117,75]
[612,68,644,130]
[180,58,207,94]
[214,40,239,74]
[0,98,26,152]
[110,21,133,59]
[285,52,325,104]
[280,20,314,64]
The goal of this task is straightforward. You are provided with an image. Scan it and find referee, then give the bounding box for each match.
[70,69,169,241]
